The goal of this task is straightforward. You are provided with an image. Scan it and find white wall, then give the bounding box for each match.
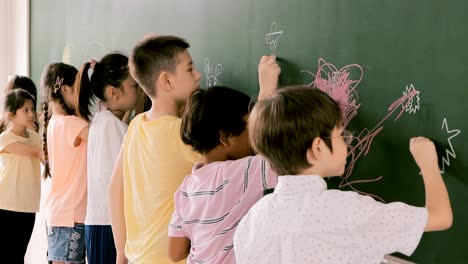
[0,1,9,89]
[0,0,29,98]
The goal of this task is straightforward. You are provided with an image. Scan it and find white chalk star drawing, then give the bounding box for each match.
[402,84,421,114]
[440,118,461,174]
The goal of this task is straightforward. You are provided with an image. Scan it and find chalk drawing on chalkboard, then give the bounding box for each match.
[303,58,363,128]
[204,58,223,87]
[265,22,283,55]
[440,118,461,174]
[303,58,423,201]
[402,84,420,114]
[339,87,421,202]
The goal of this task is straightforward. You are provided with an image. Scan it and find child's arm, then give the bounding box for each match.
[168,237,190,262]
[410,137,453,231]
[168,186,191,261]
[71,125,90,147]
[258,55,281,100]
[108,148,128,264]
[0,142,41,158]
[77,126,90,142]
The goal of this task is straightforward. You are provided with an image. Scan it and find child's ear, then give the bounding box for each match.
[106,86,120,100]
[219,131,230,147]
[306,137,323,164]
[6,112,14,121]
[59,85,67,96]
[61,85,74,98]
[158,71,172,91]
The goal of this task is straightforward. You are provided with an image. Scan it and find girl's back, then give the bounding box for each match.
[46,114,88,226]
[85,109,127,224]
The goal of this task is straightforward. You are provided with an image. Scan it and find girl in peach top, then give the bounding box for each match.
[41,62,94,264]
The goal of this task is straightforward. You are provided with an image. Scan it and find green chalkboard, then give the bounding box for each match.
[31,1,467,263]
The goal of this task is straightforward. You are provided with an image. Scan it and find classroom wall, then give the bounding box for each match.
[0,0,29,98]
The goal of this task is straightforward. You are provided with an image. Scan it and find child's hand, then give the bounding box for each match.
[258,55,281,99]
[410,137,439,171]
[116,251,128,264]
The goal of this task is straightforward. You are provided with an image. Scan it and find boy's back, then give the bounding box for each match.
[169,155,277,263]
[123,113,200,263]
[235,86,451,264]
[234,176,427,264]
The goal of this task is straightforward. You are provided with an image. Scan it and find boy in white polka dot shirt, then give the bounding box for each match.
[233,86,452,264]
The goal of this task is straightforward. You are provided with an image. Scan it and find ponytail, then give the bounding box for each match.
[74,62,94,121]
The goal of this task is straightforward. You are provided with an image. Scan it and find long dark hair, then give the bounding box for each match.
[0,89,35,133]
[90,53,129,101]
[4,75,37,105]
[40,62,93,178]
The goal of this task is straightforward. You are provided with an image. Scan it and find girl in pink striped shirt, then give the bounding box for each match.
[168,56,281,264]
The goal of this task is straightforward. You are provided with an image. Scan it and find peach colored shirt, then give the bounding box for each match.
[45,114,89,227]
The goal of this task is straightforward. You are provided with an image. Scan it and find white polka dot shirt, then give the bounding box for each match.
[234,175,428,264]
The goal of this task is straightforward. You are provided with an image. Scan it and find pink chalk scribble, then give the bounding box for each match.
[303,58,421,202]
[340,88,421,202]
[302,58,363,128]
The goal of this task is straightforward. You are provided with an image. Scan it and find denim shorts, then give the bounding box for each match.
[47,223,86,263]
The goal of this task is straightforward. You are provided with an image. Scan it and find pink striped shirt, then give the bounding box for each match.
[169,155,277,264]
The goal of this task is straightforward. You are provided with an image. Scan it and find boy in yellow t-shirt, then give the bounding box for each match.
[109,35,202,264]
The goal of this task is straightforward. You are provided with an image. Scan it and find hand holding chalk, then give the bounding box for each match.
[258,55,281,100]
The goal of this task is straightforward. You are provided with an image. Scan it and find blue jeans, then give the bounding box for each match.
[47,223,86,263]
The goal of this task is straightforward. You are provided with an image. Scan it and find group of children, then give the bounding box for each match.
[0,34,452,264]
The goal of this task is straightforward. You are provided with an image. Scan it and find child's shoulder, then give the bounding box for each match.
[0,131,13,144]
[325,189,375,204]
[128,113,179,127]
[27,130,41,140]
[0,130,11,138]
[228,155,264,167]
[0,130,23,141]
[92,110,125,127]
[53,114,88,125]
[26,131,42,146]
[207,155,263,177]
[244,190,275,215]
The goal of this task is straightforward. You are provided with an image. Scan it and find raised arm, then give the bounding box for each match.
[257,55,281,100]
[410,137,453,231]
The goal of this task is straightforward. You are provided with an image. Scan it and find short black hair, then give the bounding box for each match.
[181,86,252,154]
